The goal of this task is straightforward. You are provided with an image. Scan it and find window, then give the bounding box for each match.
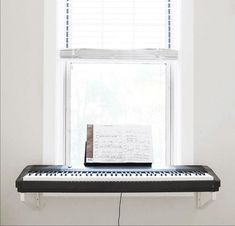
[67,59,170,167]
[43,0,194,167]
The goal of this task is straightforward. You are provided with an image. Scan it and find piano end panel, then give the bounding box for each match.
[202,165,221,190]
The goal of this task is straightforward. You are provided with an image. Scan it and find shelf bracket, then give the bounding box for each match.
[35,193,41,208]
[196,192,216,208]
[19,193,41,208]
[20,193,25,202]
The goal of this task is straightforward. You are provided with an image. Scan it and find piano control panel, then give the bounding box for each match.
[16,165,221,193]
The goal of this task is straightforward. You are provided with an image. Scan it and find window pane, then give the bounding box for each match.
[69,63,167,167]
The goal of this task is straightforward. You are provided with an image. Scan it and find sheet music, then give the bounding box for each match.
[92,125,153,163]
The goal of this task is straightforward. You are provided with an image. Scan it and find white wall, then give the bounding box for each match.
[1,0,235,225]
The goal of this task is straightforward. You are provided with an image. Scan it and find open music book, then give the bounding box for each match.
[85,124,153,166]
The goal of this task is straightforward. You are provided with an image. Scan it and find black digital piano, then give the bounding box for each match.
[16,165,221,193]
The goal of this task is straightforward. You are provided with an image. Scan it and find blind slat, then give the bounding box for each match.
[66,0,171,49]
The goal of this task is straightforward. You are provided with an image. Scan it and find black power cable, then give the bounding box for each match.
[118,192,123,226]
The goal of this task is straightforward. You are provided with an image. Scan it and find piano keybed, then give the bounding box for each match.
[23,170,213,182]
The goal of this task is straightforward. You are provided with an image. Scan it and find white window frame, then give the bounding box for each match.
[43,0,193,166]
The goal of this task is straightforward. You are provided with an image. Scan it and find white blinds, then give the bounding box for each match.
[66,0,171,49]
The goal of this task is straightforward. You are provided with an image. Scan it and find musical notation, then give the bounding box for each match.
[92,125,153,163]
